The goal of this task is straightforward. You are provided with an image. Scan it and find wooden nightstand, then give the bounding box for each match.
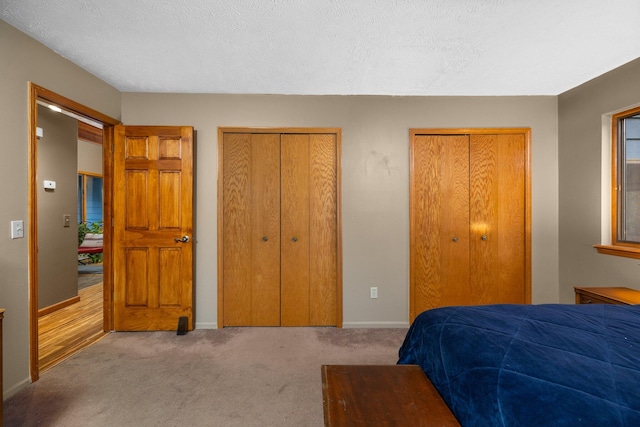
[574,287,640,305]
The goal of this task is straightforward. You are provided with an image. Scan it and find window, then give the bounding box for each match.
[615,107,640,244]
[78,172,103,226]
[596,105,640,258]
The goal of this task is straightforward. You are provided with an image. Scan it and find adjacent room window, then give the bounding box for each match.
[613,105,640,247]
[78,172,103,225]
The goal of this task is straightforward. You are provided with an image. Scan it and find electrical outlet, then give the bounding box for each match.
[63,214,71,227]
[370,287,378,299]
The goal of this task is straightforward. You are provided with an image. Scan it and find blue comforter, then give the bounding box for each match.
[398,304,640,426]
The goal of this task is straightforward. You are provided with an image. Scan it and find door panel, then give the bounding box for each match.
[222,133,281,326]
[469,134,499,304]
[125,248,149,306]
[411,135,470,316]
[250,134,281,326]
[159,171,181,228]
[439,135,471,307]
[222,134,252,326]
[469,134,526,304]
[114,125,194,331]
[309,134,338,325]
[159,248,183,306]
[496,134,526,303]
[281,134,311,326]
[125,170,149,228]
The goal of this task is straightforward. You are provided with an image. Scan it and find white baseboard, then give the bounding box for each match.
[5,377,31,400]
[195,322,217,329]
[195,321,408,329]
[342,321,410,329]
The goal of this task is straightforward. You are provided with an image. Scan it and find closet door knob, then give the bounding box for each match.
[481,235,488,241]
[262,236,268,242]
[452,237,458,242]
[292,237,298,242]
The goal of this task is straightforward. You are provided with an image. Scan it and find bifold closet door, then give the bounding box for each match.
[222,131,339,327]
[410,129,530,320]
[222,133,281,326]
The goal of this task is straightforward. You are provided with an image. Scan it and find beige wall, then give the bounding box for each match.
[558,57,640,302]
[78,140,103,175]
[122,93,560,329]
[1,16,568,399]
[36,105,79,310]
[0,20,121,398]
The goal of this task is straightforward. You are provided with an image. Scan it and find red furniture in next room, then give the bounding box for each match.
[78,233,103,264]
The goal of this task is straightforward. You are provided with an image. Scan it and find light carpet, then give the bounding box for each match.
[4,327,408,426]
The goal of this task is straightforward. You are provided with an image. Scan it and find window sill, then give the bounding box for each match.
[594,244,640,259]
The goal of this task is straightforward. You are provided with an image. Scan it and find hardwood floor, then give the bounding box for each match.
[38,282,107,372]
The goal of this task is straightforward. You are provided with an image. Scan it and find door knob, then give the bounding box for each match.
[174,235,190,243]
[452,237,458,242]
[481,235,488,241]
[292,237,298,242]
[262,236,268,242]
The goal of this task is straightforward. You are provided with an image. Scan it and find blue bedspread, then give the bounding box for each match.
[398,304,640,426]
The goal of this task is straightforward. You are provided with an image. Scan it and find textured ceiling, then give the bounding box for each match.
[2,0,640,96]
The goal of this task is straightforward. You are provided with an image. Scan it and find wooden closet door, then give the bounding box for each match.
[219,127,342,328]
[410,129,530,321]
[222,133,281,326]
[411,135,470,317]
[469,133,526,304]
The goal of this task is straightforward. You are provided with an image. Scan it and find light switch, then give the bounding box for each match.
[11,220,24,239]
[63,214,71,228]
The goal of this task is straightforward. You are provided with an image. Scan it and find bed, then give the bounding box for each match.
[398,303,640,426]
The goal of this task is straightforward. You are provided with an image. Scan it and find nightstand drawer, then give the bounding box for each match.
[577,293,612,304]
[574,287,640,305]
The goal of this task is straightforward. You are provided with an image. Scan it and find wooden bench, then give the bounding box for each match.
[321,365,460,427]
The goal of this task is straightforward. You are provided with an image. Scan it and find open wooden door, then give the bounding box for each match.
[113,125,194,331]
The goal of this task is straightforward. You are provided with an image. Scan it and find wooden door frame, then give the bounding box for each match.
[28,83,120,381]
[217,127,343,328]
[409,127,532,321]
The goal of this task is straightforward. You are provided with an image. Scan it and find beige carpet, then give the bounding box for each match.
[4,327,408,426]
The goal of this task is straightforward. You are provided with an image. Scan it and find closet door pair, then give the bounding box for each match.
[410,129,531,321]
[219,129,341,327]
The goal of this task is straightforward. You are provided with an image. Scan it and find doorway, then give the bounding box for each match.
[28,83,119,381]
